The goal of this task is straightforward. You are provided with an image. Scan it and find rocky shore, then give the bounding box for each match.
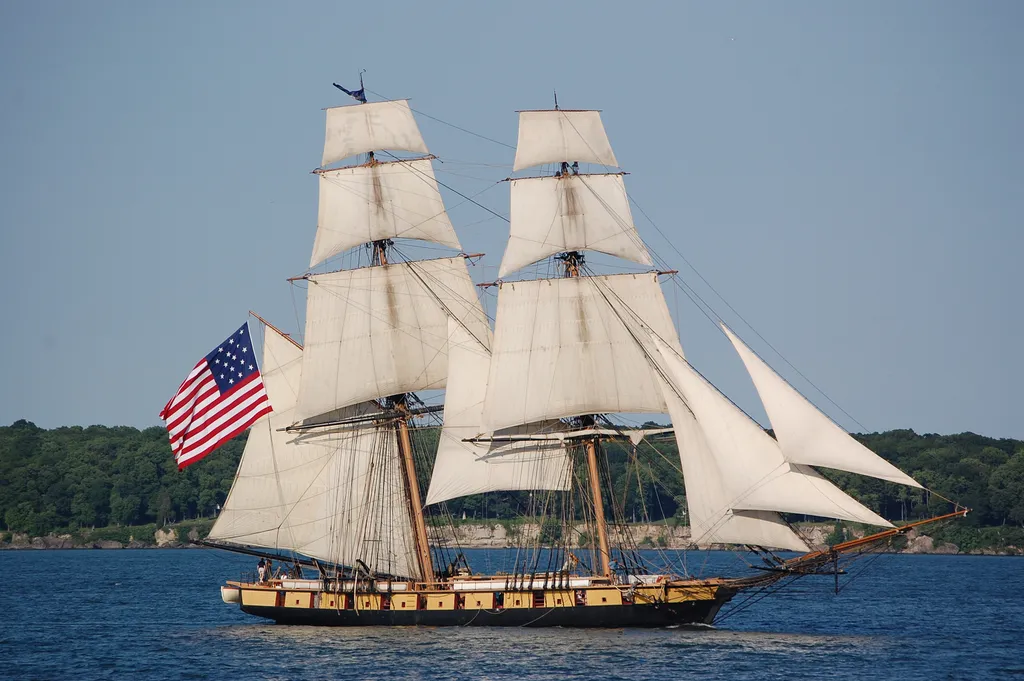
[441,522,1009,555]
[0,526,204,550]
[2,522,1019,555]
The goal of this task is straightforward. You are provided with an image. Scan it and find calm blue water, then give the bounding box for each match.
[1,549,1022,680]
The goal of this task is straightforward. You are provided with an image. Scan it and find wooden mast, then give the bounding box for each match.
[562,248,613,579]
[395,400,434,584]
[374,239,434,585]
[583,432,612,579]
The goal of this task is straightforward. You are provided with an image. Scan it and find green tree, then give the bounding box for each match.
[989,452,1024,525]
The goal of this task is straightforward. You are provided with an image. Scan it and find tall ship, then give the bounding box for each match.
[201,85,966,627]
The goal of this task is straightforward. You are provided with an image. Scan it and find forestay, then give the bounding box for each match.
[209,326,421,579]
[482,273,683,432]
[652,338,892,547]
[311,158,462,268]
[722,325,922,488]
[499,174,652,277]
[322,100,428,167]
[426,319,572,506]
[513,110,618,171]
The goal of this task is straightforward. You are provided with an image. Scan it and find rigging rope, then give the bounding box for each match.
[365,87,517,151]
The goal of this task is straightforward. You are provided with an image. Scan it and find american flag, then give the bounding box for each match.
[160,322,272,470]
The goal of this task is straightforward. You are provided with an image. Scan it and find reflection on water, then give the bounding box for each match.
[0,549,1021,681]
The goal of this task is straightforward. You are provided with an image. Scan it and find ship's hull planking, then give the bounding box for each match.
[228,581,735,628]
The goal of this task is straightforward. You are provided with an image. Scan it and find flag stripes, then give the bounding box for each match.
[160,323,272,470]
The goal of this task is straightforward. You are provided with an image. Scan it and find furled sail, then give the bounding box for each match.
[322,99,428,167]
[295,257,490,422]
[513,110,618,171]
[311,158,462,268]
[425,319,572,506]
[481,272,684,432]
[208,325,421,579]
[652,337,892,544]
[499,173,652,277]
[722,325,922,488]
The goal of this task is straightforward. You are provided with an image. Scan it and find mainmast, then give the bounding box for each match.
[581,417,612,579]
[482,106,679,580]
[560,248,612,579]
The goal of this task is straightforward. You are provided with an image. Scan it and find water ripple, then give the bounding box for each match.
[0,550,1021,680]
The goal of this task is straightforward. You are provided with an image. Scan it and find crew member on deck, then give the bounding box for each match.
[257,558,266,583]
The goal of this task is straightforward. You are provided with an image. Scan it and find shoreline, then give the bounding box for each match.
[2,522,1020,556]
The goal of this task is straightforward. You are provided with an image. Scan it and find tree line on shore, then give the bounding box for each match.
[1,419,1022,540]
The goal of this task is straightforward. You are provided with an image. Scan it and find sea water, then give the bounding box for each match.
[1,549,1021,680]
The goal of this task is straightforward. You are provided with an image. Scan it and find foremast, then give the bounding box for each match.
[372,237,434,583]
[284,89,491,582]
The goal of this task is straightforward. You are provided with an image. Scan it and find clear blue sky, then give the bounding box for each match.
[1,1,1021,438]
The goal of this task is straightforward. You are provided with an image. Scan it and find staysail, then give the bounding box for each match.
[721,325,922,488]
[652,337,892,551]
[659,381,811,552]
[426,319,572,506]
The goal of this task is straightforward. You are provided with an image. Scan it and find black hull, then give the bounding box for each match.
[241,598,730,628]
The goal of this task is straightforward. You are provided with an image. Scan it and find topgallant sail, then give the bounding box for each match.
[196,90,966,627]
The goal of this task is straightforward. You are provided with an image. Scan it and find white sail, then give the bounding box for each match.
[279,419,421,579]
[425,319,572,506]
[499,173,652,277]
[322,99,429,167]
[208,326,421,578]
[513,110,618,171]
[660,382,810,551]
[482,273,684,432]
[653,338,893,531]
[722,325,922,488]
[311,158,462,268]
[296,257,490,421]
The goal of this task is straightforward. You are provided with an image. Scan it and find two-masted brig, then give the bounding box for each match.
[203,94,966,627]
